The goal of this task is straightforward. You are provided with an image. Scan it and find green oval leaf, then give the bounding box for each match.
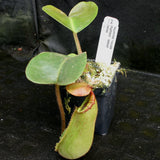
[69,1,98,33]
[42,1,98,33]
[25,52,87,85]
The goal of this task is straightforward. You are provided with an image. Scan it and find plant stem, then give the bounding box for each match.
[73,32,89,71]
[55,85,66,133]
[73,32,82,54]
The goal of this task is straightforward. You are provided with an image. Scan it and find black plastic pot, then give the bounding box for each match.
[60,74,118,136]
[94,75,117,135]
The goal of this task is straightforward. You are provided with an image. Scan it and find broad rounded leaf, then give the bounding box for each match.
[42,5,71,31]
[66,82,91,97]
[42,1,98,33]
[69,1,98,33]
[25,52,87,85]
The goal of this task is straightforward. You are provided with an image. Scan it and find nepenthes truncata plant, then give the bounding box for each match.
[25,1,99,159]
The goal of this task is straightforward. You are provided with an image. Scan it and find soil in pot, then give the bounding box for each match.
[61,61,120,135]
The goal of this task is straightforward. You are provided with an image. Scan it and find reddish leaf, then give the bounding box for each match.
[66,82,91,97]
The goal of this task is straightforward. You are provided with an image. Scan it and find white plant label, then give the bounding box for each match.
[95,16,119,65]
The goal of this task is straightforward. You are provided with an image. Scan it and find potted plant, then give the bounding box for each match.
[25,1,120,159]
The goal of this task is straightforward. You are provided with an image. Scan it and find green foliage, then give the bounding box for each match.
[42,1,98,33]
[25,52,87,85]
[64,96,71,114]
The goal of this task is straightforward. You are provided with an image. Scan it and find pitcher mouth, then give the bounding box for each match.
[77,90,95,113]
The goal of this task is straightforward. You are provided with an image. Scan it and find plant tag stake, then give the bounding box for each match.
[95,16,119,65]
